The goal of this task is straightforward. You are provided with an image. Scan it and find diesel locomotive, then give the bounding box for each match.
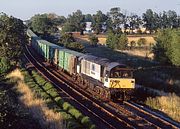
[27,29,135,100]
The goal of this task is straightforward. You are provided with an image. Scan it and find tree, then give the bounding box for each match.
[62,22,76,33]
[88,34,99,46]
[143,9,159,33]
[109,7,125,31]
[106,30,117,49]
[0,13,26,63]
[153,29,180,66]
[84,14,93,22]
[92,11,107,34]
[66,10,86,34]
[117,34,128,50]
[129,14,142,33]
[59,33,75,46]
[137,38,147,47]
[30,14,56,34]
[106,30,127,50]
[130,40,136,49]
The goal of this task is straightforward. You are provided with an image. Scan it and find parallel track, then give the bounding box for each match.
[24,45,133,129]
[25,45,180,129]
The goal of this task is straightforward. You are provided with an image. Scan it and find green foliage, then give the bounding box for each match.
[0,13,26,64]
[62,22,76,33]
[44,82,53,90]
[109,7,125,30]
[29,14,58,34]
[63,10,85,34]
[0,57,11,74]
[137,38,147,47]
[88,34,99,46]
[106,30,118,49]
[63,102,73,111]
[60,33,75,45]
[66,42,84,52]
[153,29,180,66]
[106,30,127,50]
[130,40,136,49]
[92,10,107,34]
[117,33,128,50]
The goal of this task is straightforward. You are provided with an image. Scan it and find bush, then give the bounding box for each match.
[44,82,53,90]
[55,97,65,107]
[68,109,83,120]
[137,38,147,47]
[66,42,84,52]
[81,116,95,129]
[88,34,99,46]
[47,89,59,98]
[63,102,74,111]
[0,57,11,74]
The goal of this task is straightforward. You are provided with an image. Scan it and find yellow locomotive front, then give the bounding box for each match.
[104,64,135,100]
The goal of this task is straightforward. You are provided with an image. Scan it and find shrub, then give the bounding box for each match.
[55,97,64,107]
[68,108,83,120]
[44,82,53,90]
[137,38,147,47]
[88,34,99,46]
[66,42,84,52]
[0,57,11,74]
[63,102,74,111]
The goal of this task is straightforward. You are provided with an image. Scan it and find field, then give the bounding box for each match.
[77,34,156,46]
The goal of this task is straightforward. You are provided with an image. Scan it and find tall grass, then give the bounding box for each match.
[145,93,180,122]
[7,69,65,129]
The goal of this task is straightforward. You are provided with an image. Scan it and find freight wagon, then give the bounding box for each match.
[27,29,135,100]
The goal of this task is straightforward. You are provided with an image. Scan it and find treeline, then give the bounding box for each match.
[0,13,26,74]
[26,8,180,66]
[27,8,180,35]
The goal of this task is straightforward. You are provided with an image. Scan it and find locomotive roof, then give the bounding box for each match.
[79,54,126,71]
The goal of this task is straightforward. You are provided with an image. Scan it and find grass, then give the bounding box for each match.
[145,93,180,122]
[6,69,65,129]
[77,35,156,45]
[21,67,96,129]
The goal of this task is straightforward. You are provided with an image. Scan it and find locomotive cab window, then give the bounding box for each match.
[110,69,133,78]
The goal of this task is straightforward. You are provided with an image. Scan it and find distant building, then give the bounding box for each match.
[57,26,63,31]
[84,22,93,33]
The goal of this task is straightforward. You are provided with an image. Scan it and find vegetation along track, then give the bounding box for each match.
[25,45,180,129]
[108,101,179,129]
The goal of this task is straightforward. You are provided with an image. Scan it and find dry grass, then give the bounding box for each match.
[146,93,180,122]
[7,69,65,129]
[77,35,156,45]
[127,36,155,46]
[118,49,154,59]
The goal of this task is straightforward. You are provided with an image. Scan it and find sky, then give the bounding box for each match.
[1,0,180,20]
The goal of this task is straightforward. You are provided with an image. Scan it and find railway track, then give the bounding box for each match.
[24,45,180,129]
[24,45,133,129]
[124,101,180,129]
